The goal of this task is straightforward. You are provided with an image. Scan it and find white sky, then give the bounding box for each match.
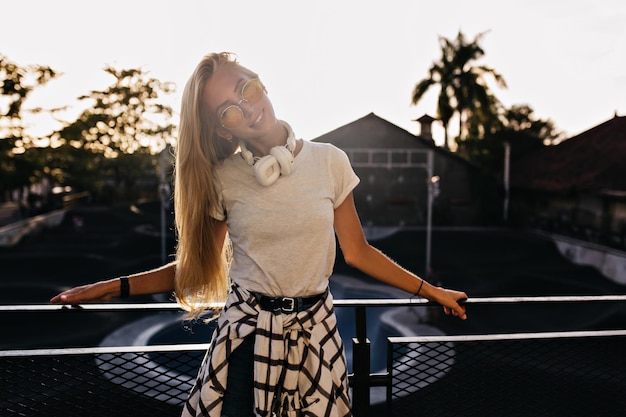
[2,0,625,146]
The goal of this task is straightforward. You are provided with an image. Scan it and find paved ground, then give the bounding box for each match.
[0,202,21,227]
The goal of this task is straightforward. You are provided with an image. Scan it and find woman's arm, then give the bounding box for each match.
[334,192,467,320]
[50,220,229,305]
[49,262,177,304]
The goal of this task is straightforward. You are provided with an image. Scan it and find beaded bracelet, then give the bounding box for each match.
[119,276,130,298]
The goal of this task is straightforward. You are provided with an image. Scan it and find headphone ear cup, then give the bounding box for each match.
[270,146,295,176]
[254,155,281,186]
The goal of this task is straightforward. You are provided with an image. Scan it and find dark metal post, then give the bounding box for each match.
[386,338,393,416]
[352,305,370,417]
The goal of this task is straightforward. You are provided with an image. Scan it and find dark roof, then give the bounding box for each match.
[312,112,436,149]
[510,115,626,194]
[312,112,488,172]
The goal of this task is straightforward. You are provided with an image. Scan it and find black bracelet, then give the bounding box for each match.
[119,276,130,298]
[415,278,424,296]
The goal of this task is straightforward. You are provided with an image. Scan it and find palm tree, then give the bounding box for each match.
[411,31,507,150]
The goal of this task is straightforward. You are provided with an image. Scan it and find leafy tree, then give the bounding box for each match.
[411,31,506,150]
[458,104,562,175]
[1,54,176,205]
[52,66,176,201]
[0,54,59,199]
[499,104,562,146]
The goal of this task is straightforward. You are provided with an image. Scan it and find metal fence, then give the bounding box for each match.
[2,296,626,417]
[386,330,626,417]
[1,344,200,417]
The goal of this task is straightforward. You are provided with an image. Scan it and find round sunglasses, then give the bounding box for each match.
[220,78,265,128]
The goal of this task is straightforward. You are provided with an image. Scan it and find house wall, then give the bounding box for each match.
[347,149,496,227]
[508,116,626,250]
[510,191,626,250]
[352,165,426,227]
[314,114,500,227]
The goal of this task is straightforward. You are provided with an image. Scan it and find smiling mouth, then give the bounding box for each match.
[250,109,264,128]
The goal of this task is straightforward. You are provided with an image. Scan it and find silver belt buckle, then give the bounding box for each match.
[282,297,296,312]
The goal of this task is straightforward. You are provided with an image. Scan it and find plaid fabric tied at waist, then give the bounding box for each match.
[182,284,352,417]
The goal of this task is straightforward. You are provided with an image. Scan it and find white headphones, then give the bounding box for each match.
[239,122,297,186]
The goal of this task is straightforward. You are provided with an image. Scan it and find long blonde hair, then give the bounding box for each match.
[173,52,256,317]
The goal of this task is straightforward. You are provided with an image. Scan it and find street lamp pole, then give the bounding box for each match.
[425,151,440,280]
[503,141,511,223]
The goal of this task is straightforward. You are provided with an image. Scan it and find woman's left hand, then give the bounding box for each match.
[433,287,468,320]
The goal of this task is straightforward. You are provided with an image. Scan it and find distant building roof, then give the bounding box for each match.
[312,112,436,148]
[312,112,483,170]
[510,115,626,194]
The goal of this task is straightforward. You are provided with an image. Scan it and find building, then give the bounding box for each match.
[312,113,500,227]
[510,114,626,249]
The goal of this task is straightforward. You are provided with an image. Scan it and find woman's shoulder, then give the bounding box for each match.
[304,140,347,157]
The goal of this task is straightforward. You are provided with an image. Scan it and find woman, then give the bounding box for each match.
[51,52,468,417]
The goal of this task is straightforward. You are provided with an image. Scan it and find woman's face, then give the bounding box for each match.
[202,66,277,141]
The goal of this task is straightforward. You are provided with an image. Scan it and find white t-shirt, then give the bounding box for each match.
[213,138,360,297]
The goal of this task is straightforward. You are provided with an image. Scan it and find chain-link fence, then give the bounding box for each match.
[1,344,206,417]
[3,297,626,417]
[387,331,626,417]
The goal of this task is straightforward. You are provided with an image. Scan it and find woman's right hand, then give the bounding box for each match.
[50,278,121,304]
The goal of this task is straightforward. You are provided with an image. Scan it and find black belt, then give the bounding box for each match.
[255,291,325,313]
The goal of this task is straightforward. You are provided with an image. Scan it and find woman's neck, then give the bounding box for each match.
[245,121,289,157]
